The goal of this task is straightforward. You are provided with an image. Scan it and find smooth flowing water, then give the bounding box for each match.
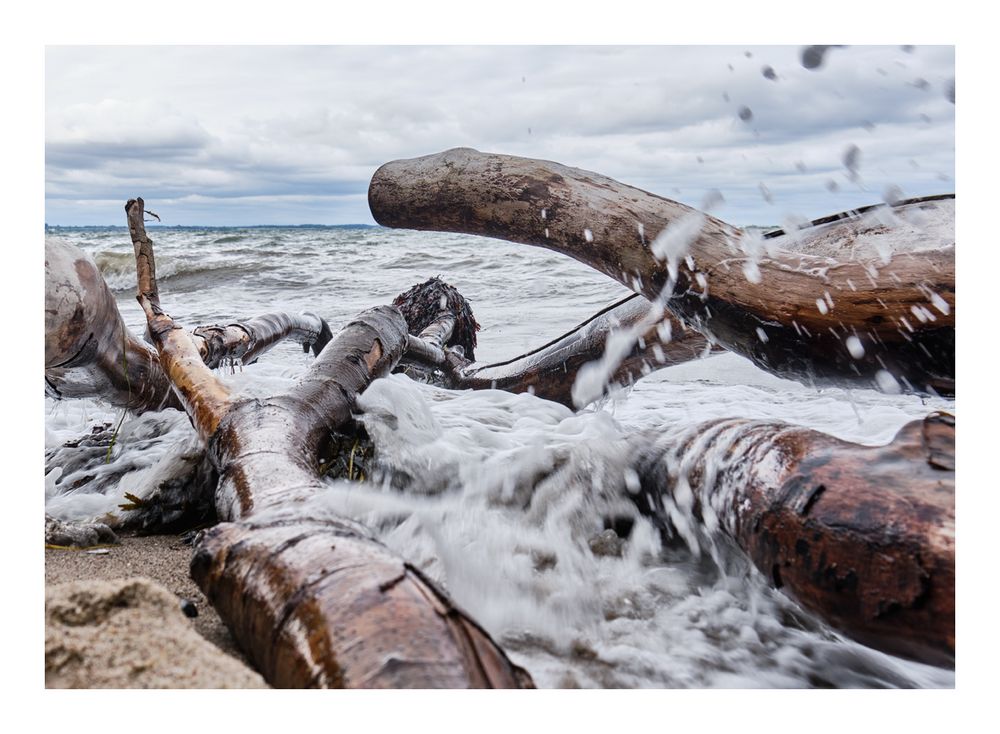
[44,225,954,688]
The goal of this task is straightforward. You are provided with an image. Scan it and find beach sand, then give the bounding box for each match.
[45,533,268,688]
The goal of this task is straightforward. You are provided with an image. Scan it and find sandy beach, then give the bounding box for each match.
[45,534,267,687]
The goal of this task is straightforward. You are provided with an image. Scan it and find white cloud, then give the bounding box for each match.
[45,45,955,225]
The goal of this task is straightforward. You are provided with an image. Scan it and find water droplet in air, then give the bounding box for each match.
[738,106,753,122]
[882,185,905,207]
[755,327,769,343]
[842,144,861,182]
[722,92,730,102]
[845,335,865,359]
[875,370,902,394]
[758,182,773,204]
[795,161,807,173]
[745,51,753,58]
[861,120,876,131]
[801,45,840,70]
[825,179,840,192]
[816,298,829,315]
[541,208,547,220]
[912,78,930,91]
[762,65,777,80]
[701,189,725,211]
[583,229,593,243]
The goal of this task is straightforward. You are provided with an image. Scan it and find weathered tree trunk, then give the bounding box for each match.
[124,198,532,688]
[404,293,721,407]
[45,239,333,412]
[629,412,954,667]
[369,148,954,396]
[46,238,181,412]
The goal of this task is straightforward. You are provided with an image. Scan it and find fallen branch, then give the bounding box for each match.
[46,238,334,412]
[628,412,954,667]
[404,293,721,407]
[125,198,532,688]
[369,148,954,395]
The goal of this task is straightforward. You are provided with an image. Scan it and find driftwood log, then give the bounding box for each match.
[123,197,532,688]
[45,239,333,412]
[402,292,721,407]
[628,412,954,667]
[369,148,955,396]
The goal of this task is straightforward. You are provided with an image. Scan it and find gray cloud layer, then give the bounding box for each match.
[46,45,954,226]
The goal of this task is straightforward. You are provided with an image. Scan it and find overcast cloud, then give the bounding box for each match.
[45,45,954,226]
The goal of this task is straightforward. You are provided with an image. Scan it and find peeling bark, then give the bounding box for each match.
[630,412,955,667]
[369,148,954,395]
[124,198,532,688]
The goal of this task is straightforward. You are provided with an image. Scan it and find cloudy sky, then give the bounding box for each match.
[45,45,954,227]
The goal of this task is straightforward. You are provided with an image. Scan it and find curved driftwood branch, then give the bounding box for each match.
[628,412,954,667]
[193,311,333,368]
[125,200,531,688]
[454,294,719,406]
[369,148,954,395]
[45,238,181,412]
[403,293,720,407]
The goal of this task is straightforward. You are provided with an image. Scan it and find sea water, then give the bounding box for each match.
[43,224,955,688]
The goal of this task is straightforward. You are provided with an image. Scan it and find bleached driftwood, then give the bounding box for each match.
[125,198,532,688]
[369,148,954,396]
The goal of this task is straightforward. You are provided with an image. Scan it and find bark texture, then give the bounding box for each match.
[369,148,954,395]
[45,238,180,412]
[631,412,955,667]
[124,198,532,688]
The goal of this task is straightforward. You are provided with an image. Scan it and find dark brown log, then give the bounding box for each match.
[447,294,720,407]
[369,148,954,395]
[630,412,955,667]
[125,199,532,688]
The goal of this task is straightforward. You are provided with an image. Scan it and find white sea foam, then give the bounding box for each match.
[44,225,955,688]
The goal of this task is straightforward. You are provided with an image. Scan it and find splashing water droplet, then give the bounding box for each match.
[761,65,777,81]
[800,45,840,70]
[913,77,930,91]
[795,161,807,173]
[758,182,773,204]
[540,209,547,220]
[842,144,861,182]
[825,179,840,192]
[745,51,753,58]
[755,327,769,343]
[722,91,730,102]
[845,335,865,359]
[882,185,905,207]
[875,370,902,394]
[737,106,753,122]
[816,298,829,315]
[701,189,725,211]
[862,120,876,131]
[583,229,593,243]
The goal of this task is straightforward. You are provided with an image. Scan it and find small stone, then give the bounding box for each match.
[180,598,199,618]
